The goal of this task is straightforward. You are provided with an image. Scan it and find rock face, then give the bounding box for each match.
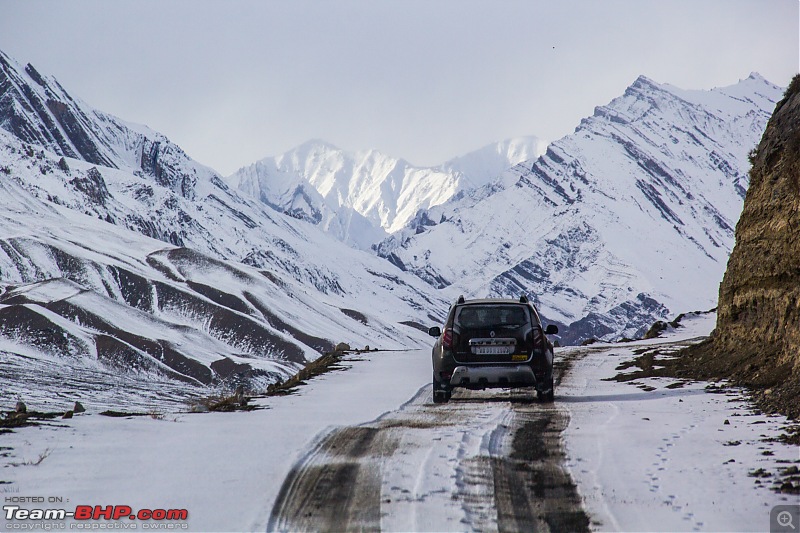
[691,75,800,418]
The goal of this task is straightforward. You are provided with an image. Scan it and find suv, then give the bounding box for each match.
[428,295,558,403]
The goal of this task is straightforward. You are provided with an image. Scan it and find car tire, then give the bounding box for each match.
[538,376,555,403]
[433,390,449,403]
[433,375,450,404]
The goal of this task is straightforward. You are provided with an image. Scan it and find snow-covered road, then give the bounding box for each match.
[268,383,585,532]
[2,315,798,532]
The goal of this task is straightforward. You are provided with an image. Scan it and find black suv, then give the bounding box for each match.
[428,296,558,403]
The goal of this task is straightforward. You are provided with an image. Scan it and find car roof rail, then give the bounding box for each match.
[519,294,528,303]
[457,295,465,304]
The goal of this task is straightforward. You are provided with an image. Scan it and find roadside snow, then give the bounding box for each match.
[0,349,432,532]
[561,313,800,532]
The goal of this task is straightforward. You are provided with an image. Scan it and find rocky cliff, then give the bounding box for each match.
[684,75,800,419]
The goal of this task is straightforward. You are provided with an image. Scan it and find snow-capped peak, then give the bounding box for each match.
[227,136,547,244]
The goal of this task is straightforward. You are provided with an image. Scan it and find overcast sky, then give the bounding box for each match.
[1,1,797,175]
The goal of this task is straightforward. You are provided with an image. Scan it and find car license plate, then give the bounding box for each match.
[511,354,528,361]
[474,346,513,355]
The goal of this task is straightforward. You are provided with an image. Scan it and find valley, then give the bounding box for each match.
[0,46,797,533]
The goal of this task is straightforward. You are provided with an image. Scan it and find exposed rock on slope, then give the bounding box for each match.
[682,75,800,419]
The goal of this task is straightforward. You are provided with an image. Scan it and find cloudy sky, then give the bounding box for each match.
[1,0,797,175]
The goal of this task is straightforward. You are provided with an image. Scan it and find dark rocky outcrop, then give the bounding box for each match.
[139,138,197,200]
[681,75,800,419]
[70,167,110,206]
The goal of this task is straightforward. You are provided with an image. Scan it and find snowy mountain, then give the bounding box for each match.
[0,52,215,202]
[0,42,783,371]
[440,136,549,189]
[0,51,447,405]
[377,74,783,343]
[226,137,546,247]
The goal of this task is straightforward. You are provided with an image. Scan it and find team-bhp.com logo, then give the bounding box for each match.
[4,505,189,529]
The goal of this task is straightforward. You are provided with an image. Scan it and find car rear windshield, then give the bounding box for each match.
[455,305,529,329]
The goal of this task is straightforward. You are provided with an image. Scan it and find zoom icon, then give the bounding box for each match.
[772,505,800,532]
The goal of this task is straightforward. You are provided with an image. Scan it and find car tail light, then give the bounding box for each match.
[442,328,455,349]
[532,328,544,351]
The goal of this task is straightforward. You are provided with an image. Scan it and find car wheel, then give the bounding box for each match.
[538,376,555,403]
[433,374,450,404]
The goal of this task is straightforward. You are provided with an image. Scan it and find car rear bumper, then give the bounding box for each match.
[449,365,536,388]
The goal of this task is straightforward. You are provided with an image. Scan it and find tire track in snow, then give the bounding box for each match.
[267,362,590,532]
[267,426,395,532]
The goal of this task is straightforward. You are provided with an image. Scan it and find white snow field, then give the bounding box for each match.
[2,316,797,532]
[561,314,800,532]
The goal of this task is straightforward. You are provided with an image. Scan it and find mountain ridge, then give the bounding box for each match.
[376,73,783,343]
[0,47,783,357]
[225,136,547,247]
[0,50,219,202]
